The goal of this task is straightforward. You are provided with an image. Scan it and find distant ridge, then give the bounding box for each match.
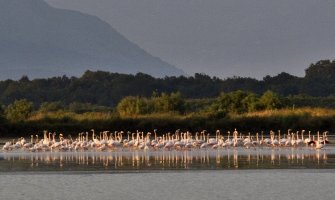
[0,0,185,79]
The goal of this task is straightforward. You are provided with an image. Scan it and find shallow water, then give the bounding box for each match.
[1,147,335,172]
[1,146,335,200]
[1,171,335,200]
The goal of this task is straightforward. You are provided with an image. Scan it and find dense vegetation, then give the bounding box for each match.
[1,59,335,136]
[1,59,335,108]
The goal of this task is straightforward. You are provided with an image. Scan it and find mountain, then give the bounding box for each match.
[0,0,185,80]
[47,0,335,79]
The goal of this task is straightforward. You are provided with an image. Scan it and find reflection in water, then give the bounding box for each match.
[1,148,334,171]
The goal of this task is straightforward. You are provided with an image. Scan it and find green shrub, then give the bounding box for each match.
[5,99,33,121]
[39,101,64,113]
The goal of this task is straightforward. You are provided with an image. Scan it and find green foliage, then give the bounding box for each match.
[305,60,335,80]
[213,92,232,114]
[5,99,33,121]
[117,96,146,116]
[39,101,64,113]
[1,59,335,108]
[152,92,184,113]
[68,102,112,113]
[184,98,214,113]
[117,92,185,117]
[212,91,261,114]
[259,90,282,110]
[210,90,282,115]
[242,93,262,112]
[228,90,250,113]
[287,94,335,108]
[3,108,335,137]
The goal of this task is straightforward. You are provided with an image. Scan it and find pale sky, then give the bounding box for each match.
[46,0,335,79]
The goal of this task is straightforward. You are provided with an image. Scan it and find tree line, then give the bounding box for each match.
[1,91,335,136]
[0,59,335,109]
[0,90,284,121]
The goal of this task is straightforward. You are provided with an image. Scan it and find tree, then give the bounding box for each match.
[117,96,149,116]
[169,92,184,113]
[259,90,282,110]
[117,92,185,116]
[213,91,251,114]
[213,92,232,114]
[241,93,261,112]
[5,99,33,121]
[151,92,184,113]
[210,90,283,116]
[228,90,249,113]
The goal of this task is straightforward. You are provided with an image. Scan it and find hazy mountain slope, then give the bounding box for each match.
[0,0,185,79]
[47,0,335,79]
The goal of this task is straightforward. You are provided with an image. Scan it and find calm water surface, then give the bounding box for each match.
[1,144,335,200]
[1,147,335,172]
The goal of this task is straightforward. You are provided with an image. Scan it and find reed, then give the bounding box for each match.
[1,107,334,137]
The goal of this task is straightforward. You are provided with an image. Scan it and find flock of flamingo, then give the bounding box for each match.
[1,129,330,152]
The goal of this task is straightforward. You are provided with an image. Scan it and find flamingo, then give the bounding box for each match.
[308,135,316,147]
[243,133,252,149]
[295,131,303,147]
[315,132,326,149]
[23,135,34,149]
[304,131,311,144]
[251,133,260,147]
[0,128,331,153]
[200,134,209,149]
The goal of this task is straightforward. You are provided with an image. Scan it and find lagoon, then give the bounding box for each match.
[1,142,335,200]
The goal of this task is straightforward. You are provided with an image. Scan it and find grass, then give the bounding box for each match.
[28,111,119,121]
[2,107,335,137]
[237,107,335,118]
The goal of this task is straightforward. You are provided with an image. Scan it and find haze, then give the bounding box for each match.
[46,0,335,79]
